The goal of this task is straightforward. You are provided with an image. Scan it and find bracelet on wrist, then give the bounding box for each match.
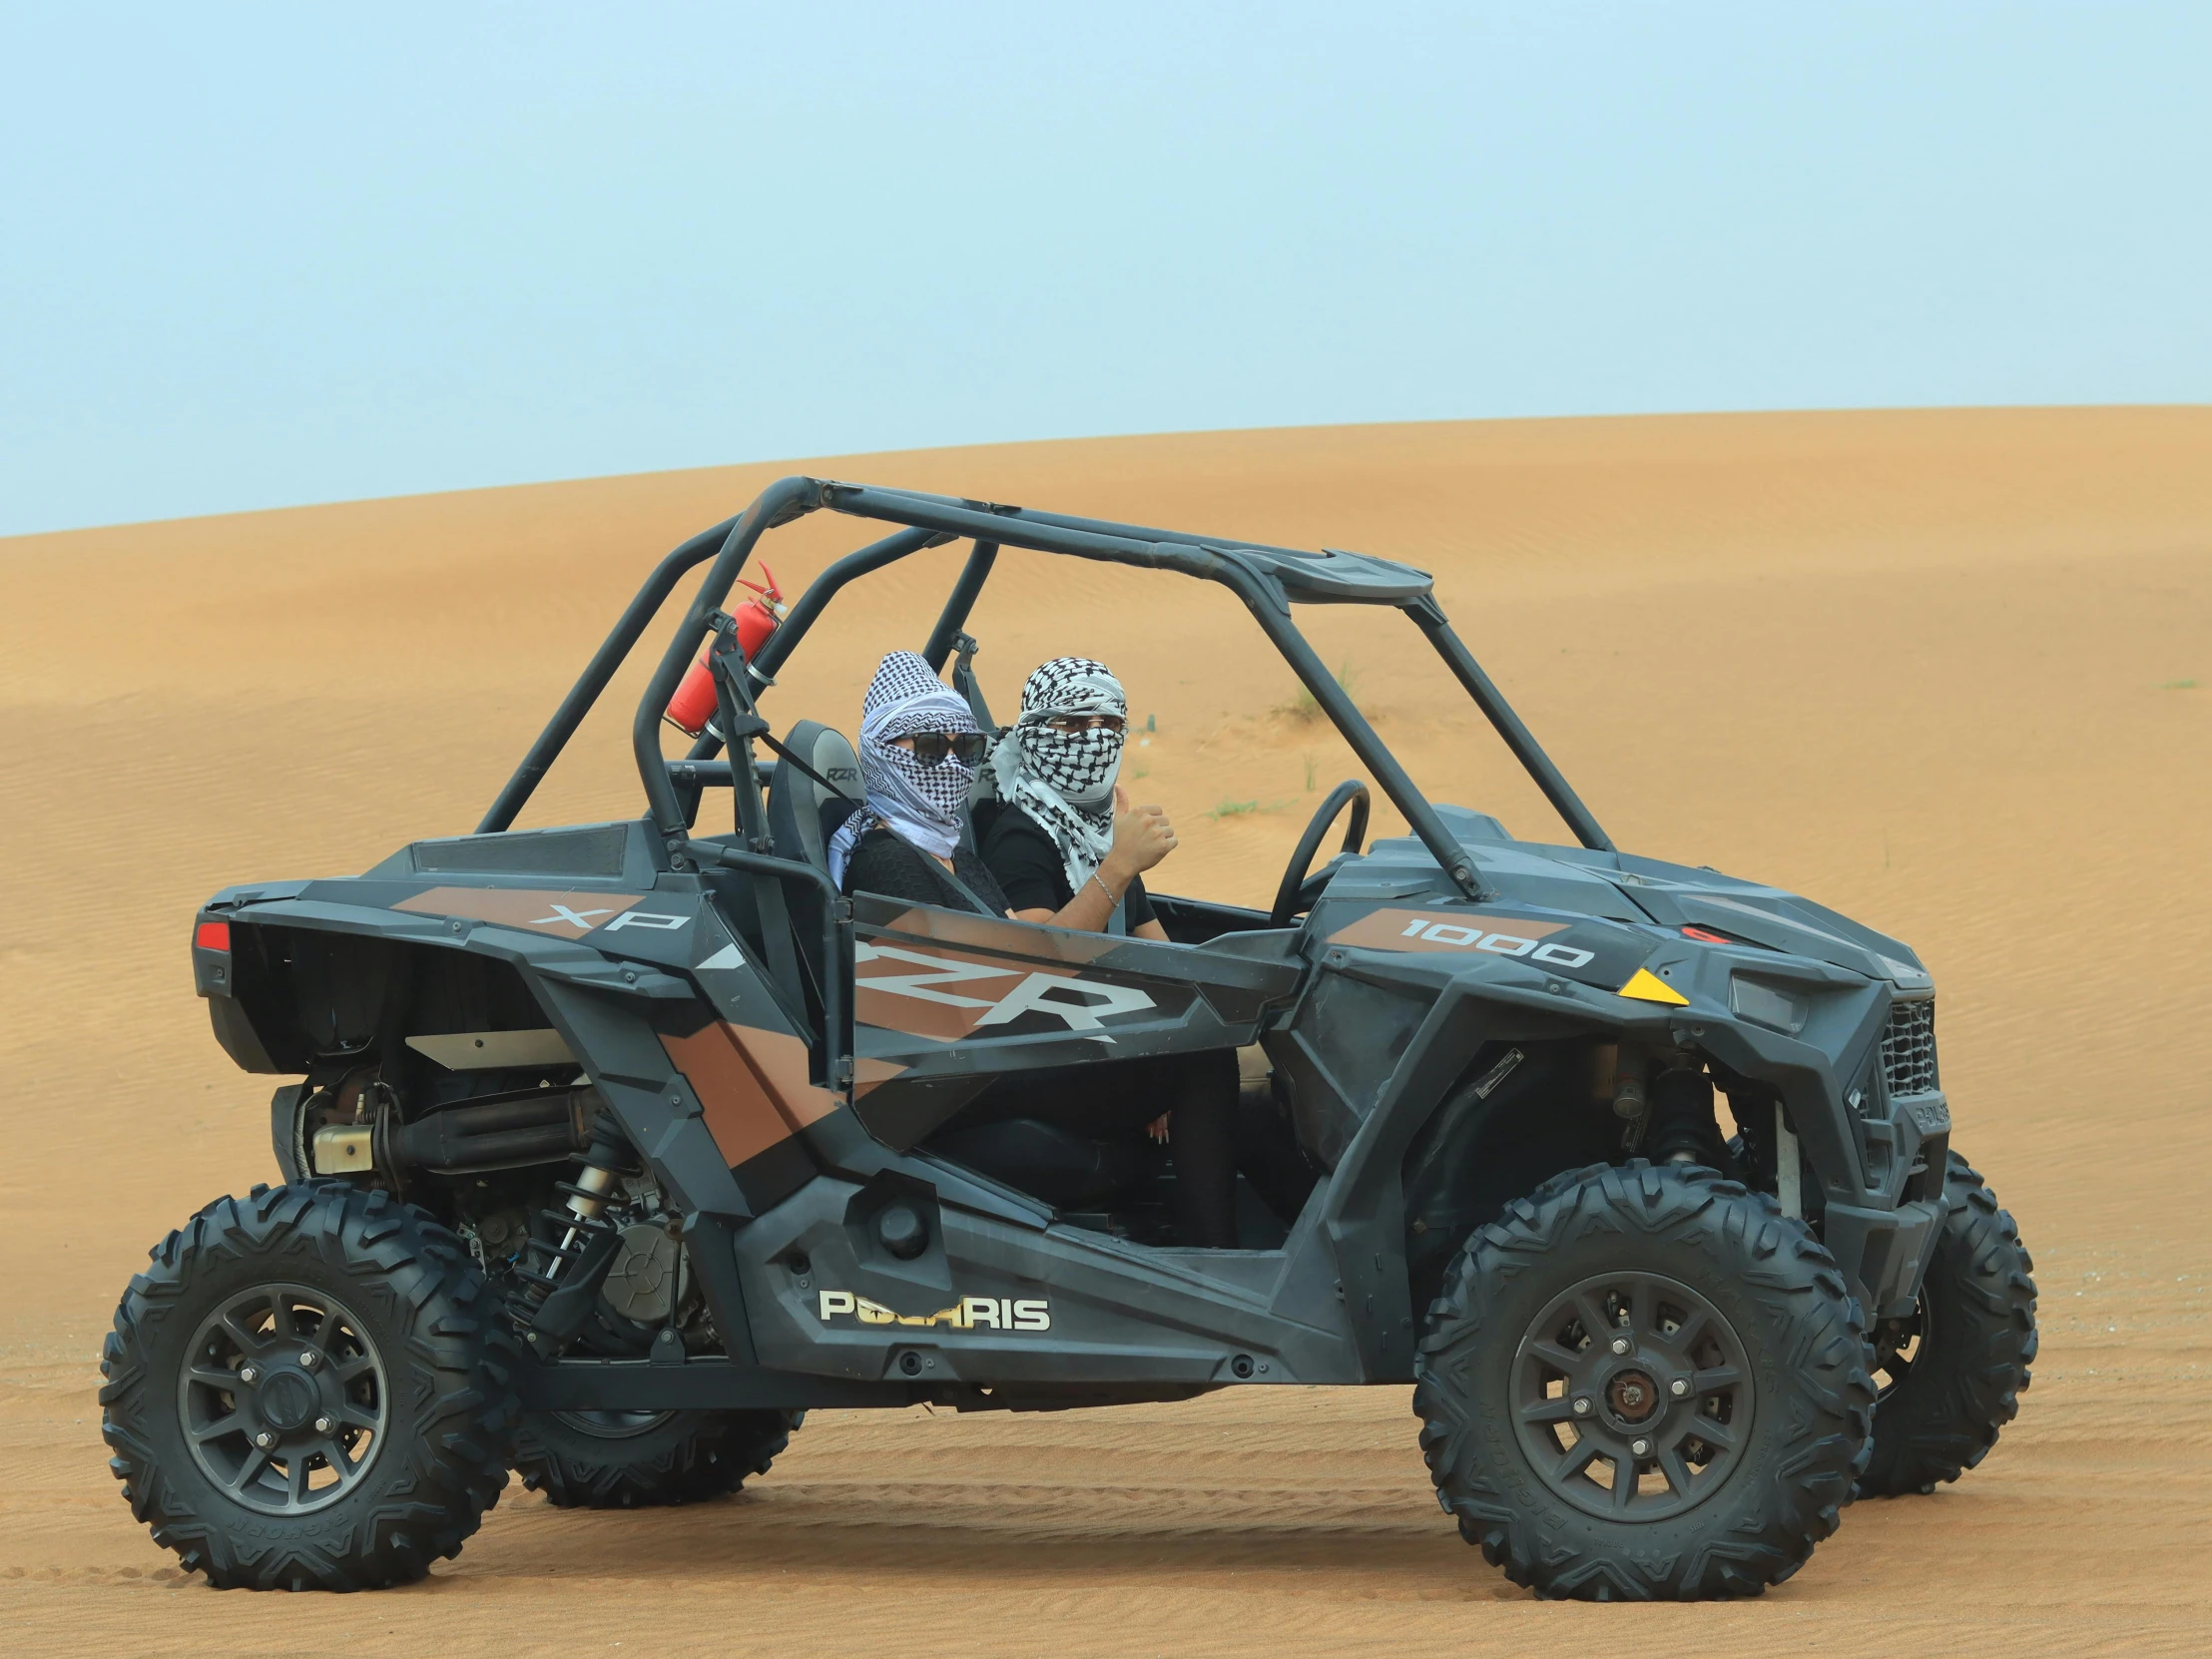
[1089,870,1122,905]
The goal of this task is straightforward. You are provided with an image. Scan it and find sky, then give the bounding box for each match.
[2,3,2206,537]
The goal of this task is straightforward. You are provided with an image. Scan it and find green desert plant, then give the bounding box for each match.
[1278,659,1361,724]
[1205,798,1297,822]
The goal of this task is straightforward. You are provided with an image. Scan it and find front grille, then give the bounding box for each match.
[1882,998,1939,1096]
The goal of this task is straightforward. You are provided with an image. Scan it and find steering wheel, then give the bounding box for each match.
[1271,781,1371,926]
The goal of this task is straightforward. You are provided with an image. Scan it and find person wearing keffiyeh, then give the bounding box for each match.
[963,655,1243,1247]
[976,656,1177,939]
[830,651,1241,1248]
[831,651,1011,914]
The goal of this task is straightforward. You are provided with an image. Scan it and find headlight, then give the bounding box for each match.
[1729,975,1808,1034]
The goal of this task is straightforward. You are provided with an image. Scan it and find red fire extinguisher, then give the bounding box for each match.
[663,564,787,739]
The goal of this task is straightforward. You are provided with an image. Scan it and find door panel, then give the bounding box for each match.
[850,895,1302,1150]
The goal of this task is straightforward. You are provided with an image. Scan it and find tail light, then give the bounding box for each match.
[664,565,785,739]
[193,917,233,995]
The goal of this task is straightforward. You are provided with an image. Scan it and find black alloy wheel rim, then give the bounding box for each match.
[178,1283,388,1516]
[1512,1270,1754,1521]
[1871,1303,1925,1401]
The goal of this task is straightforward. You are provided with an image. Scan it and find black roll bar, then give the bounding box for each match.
[920,540,1000,672]
[665,758,773,791]
[1240,576,1485,900]
[668,523,951,816]
[824,482,1225,577]
[799,480,1320,563]
[1408,605,1615,853]
[746,524,947,683]
[475,472,1608,888]
[477,515,739,833]
[631,477,826,852]
[818,484,1488,899]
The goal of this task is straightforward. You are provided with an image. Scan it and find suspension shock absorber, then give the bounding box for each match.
[1645,1057,1728,1169]
[507,1117,635,1345]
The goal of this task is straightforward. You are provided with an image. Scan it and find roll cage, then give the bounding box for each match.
[476,477,1614,894]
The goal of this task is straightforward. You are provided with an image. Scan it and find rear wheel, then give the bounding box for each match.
[100,1183,519,1591]
[1415,1161,1873,1600]
[1858,1151,2036,1496]
[515,1406,801,1508]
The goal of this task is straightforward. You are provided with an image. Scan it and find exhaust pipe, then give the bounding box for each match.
[312,1087,600,1177]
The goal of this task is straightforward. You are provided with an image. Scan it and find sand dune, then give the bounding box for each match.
[2,407,2208,1655]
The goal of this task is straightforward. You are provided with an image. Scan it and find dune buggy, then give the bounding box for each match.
[102,477,2035,1598]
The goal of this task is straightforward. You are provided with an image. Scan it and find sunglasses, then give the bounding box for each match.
[1041,714,1126,734]
[900,731,990,767]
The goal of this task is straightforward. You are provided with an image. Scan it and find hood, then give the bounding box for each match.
[1346,806,1930,987]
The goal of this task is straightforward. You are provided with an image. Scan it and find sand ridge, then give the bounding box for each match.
[1,407,2208,1654]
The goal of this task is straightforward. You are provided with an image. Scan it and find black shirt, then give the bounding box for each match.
[840,825,1010,916]
[973,801,1156,928]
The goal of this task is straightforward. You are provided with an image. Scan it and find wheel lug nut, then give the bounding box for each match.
[1631,1437,1651,1457]
[1670,1378,1690,1397]
[1609,1337,1631,1356]
[298,1350,320,1371]
[254,1430,276,1449]
[314,1415,334,1434]
[238,1366,259,1385]
[1572,1396,1592,1415]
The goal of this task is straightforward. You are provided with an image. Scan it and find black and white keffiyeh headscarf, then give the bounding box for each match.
[986,656,1127,893]
[828,651,981,886]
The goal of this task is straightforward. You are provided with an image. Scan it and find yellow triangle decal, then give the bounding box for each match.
[1618,967,1690,1006]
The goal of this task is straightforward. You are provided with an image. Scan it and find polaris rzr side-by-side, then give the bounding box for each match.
[102,479,2035,1599]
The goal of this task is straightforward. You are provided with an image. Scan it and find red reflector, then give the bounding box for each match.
[195,920,231,952]
[1681,925,1732,944]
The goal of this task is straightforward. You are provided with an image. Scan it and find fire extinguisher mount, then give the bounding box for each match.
[706,613,772,840]
[701,610,811,1002]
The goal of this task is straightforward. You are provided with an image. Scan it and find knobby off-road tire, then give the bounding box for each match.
[515,1407,803,1508]
[1414,1161,1874,1601]
[100,1183,521,1591]
[1858,1151,2036,1497]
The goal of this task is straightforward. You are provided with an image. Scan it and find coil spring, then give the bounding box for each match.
[506,1163,625,1328]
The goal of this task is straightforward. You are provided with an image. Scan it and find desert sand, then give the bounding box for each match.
[2,407,2207,1655]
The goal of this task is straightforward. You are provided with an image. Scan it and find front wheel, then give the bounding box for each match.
[1414,1161,1873,1601]
[515,1407,802,1508]
[1858,1151,2036,1496]
[99,1183,520,1591]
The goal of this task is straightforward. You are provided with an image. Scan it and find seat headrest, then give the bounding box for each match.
[970,721,1020,810]
[767,721,860,873]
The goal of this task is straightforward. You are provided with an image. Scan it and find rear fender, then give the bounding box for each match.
[211,895,784,1363]
[205,921,406,1074]
[199,886,697,1073]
